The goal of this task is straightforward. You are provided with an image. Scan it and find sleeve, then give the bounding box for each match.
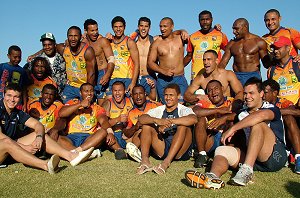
[186,38,193,53]
[267,106,281,121]
[220,33,229,50]
[281,99,294,108]
[179,105,195,116]
[54,102,64,118]
[96,106,107,117]
[18,110,31,124]
[289,28,300,46]
[147,106,162,118]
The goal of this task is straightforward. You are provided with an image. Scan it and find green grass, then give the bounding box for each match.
[0,151,299,198]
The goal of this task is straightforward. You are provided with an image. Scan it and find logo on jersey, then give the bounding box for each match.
[278,76,287,87]
[200,41,208,50]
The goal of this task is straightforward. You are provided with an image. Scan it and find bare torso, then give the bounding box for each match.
[136,39,151,76]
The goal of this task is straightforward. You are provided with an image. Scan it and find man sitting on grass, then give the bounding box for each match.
[137,84,197,175]
[185,77,287,189]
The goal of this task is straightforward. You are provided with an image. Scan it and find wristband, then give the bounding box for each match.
[36,134,43,138]
[107,128,114,134]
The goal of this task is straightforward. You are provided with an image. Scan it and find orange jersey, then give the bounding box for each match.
[187,29,228,80]
[66,99,106,134]
[108,97,133,119]
[63,44,89,88]
[27,98,63,132]
[111,36,135,79]
[263,27,300,56]
[274,97,294,109]
[267,58,300,104]
[127,100,161,128]
[27,74,57,101]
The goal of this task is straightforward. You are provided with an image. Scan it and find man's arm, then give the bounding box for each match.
[127,38,140,92]
[218,41,233,69]
[170,114,197,126]
[59,102,81,118]
[85,47,97,85]
[193,106,231,118]
[280,106,300,116]
[227,70,244,100]
[139,114,171,127]
[183,75,203,104]
[56,43,65,56]
[184,52,193,66]
[27,49,43,62]
[99,38,115,85]
[123,121,141,138]
[258,38,271,69]
[147,40,166,75]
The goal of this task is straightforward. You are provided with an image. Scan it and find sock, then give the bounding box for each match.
[199,151,207,155]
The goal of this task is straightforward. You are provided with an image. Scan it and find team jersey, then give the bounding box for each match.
[187,29,228,80]
[274,97,294,109]
[127,100,161,128]
[65,99,106,134]
[111,36,135,79]
[267,57,300,104]
[63,44,89,88]
[27,98,63,132]
[108,97,133,119]
[263,27,300,56]
[27,74,57,101]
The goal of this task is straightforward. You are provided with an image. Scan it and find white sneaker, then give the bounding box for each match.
[70,147,94,167]
[229,164,253,186]
[47,154,60,174]
[126,142,141,163]
[89,149,102,159]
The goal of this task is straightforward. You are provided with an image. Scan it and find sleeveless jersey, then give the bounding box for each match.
[66,99,106,134]
[27,74,57,101]
[263,27,300,56]
[63,44,89,88]
[108,97,133,119]
[187,29,228,80]
[111,36,135,79]
[27,98,63,132]
[267,58,300,104]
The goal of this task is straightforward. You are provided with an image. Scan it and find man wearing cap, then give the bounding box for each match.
[267,36,300,105]
[26,33,66,98]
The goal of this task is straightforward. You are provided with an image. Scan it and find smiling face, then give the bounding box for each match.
[264,12,281,33]
[8,50,21,66]
[42,40,56,57]
[138,21,150,39]
[160,19,173,38]
[86,24,99,42]
[273,45,290,60]
[232,21,246,40]
[244,84,264,110]
[199,14,213,31]
[112,83,125,103]
[41,88,56,107]
[80,84,94,102]
[203,51,218,74]
[67,28,81,48]
[164,88,179,108]
[207,81,224,106]
[113,22,125,38]
[132,86,146,107]
[32,60,47,80]
[3,89,21,110]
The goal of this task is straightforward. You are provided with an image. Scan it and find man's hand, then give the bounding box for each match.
[146,78,156,88]
[106,133,116,146]
[214,24,222,31]
[32,136,43,151]
[27,55,34,63]
[23,144,39,154]
[217,106,231,115]
[180,30,189,40]
[154,118,172,127]
[99,73,110,86]
[80,96,92,108]
[164,68,175,77]
[120,114,128,123]
[208,117,227,130]
[221,127,236,145]
[105,33,114,40]
[126,83,135,96]
[293,55,300,63]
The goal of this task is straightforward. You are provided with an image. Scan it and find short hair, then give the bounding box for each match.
[161,17,174,25]
[84,19,98,30]
[112,81,125,90]
[79,82,94,91]
[264,9,281,19]
[8,45,21,55]
[164,83,180,95]
[206,79,222,90]
[138,17,151,26]
[244,77,263,92]
[204,49,218,58]
[235,18,249,29]
[42,84,58,96]
[67,26,82,36]
[262,79,280,93]
[199,10,212,21]
[133,84,145,92]
[31,57,52,77]
[111,16,126,27]
[4,83,22,95]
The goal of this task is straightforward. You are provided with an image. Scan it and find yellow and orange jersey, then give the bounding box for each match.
[111,36,135,79]
[263,27,300,56]
[27,74,57,101]
[187,29,228,80]
[274,97,294,109]
[63,44,89,88]
[127,100,161,127]
[66,99,106,134]
[267,59,300,104]
[27,98,63,132]
[108,97,133,119]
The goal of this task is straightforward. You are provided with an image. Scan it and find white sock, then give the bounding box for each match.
[199,151,207,155]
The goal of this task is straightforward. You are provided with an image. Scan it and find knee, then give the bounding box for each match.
[214,146,239,166]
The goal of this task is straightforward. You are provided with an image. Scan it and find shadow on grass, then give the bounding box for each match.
[181,178,191,187]
[285,181,300,197]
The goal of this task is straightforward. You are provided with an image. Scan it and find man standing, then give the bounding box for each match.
[148,17,188,103]
[184,10,228,80]
[218,18,270,85]
[56,26,97,103]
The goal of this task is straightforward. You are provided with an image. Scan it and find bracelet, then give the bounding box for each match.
[36,134,43,138]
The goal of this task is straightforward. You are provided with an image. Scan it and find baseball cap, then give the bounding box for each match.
[271,36,291,48]
[40,32,56,42]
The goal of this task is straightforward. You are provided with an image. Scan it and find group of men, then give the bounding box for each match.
[0,8,299,190]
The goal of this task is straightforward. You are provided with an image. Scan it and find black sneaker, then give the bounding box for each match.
[194,154,208,168]
[115,149,128,160]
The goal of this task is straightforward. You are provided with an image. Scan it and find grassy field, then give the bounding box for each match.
[0,151,299,198]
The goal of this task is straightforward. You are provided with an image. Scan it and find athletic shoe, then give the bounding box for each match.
[126,142,141,163]
[295,157,300,174]
[89,149,102,159]
[115,148,127,160]
[194,153,208,168]
[185,170,225,190]
[47,154,60,174]
[229,164,253,186]
[70,147,94,166]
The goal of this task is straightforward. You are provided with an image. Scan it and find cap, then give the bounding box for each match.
[40,32,56,42]
[271,36,291,48]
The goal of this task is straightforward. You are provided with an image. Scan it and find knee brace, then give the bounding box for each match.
[214,146,239,166]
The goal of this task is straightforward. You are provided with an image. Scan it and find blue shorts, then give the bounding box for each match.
[62,85,81,104]
[107,78,132,96]
[114,131,127,149]
[67,133,90,147]
[139,75,156,96]
[160,134,191,161]
[207,131,222,155]
[157,74,188,104]
[235,71,261,86]
[95,69,109,99]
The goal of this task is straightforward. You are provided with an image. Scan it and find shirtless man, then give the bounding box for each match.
[82,19,115,105]
[218,18,270,85]
[148,17,188,104]
[184,50,243,104]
